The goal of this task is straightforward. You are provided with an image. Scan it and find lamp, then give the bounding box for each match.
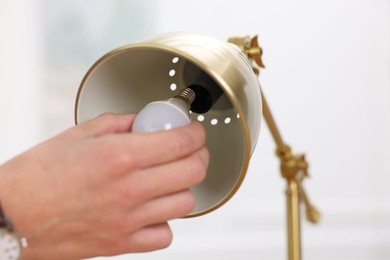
[75,32,262,217]
[75,32,319,260]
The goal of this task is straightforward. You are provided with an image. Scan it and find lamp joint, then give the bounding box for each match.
[227,35,265,75]
[276,145,320,224]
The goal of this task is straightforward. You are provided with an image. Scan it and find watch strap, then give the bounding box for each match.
[0,202,8,228]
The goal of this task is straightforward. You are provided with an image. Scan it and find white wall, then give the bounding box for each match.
[0,1,43,161]
[1,0,389,259]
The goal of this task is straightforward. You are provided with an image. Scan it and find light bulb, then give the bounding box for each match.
[132,88,196,133]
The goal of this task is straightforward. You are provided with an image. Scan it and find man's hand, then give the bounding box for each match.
[0,113,209,259]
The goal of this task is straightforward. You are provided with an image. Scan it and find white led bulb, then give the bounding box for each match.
[132,88,195,133]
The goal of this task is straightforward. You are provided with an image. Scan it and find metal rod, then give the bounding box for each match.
[286,178,302,260]
[260,88,302,260]
[260,89,285,151]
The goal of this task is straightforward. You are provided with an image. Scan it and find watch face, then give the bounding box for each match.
[0,230,21,260]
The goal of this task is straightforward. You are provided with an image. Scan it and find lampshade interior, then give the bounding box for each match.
[77,48,246,215]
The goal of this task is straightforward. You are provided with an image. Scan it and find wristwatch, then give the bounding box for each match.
[0,203,26,260]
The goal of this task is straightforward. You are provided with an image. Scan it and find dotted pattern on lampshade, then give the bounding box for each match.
[167,56,240,127]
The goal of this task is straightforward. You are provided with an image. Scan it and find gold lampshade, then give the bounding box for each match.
[75,32,262,217]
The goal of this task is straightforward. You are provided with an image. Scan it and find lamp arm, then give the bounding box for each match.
[260,90,286,151]
[261,83,320,225]
[261,69,321,260]
[228,35,320,260]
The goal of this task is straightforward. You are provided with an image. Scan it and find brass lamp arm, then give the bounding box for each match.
[263,90,320,224]
[228,35,320,260]
[261,65,320,260]
[261,90,286,150]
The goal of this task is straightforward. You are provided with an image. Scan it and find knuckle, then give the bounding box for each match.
[97,112,115,120]
[110,178,147,208]
[110,216,132,233]
[112,149,135,170]
[94,113,117,126]
[116,183,147,207]
[100,141,137,173]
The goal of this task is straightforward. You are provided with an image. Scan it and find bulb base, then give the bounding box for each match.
[172,88,196,106]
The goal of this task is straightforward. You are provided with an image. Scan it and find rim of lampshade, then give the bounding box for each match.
[74,43,252,217]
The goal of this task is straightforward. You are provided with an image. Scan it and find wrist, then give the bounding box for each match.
[0,164,28,258]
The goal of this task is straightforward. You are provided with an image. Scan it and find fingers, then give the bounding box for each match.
[85,223,173,257]
[116,223,173,254]
[58,113,136,140]
[103,191,194,255]
[123,190,195,231]
[85,191,194,256]
[57,113,206,174]
[108,121,207,171]
[104,190,194,234]
[110,147,209,207]
[126,223,173,253]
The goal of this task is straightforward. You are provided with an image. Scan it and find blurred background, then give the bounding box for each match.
[0,0,389,259]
